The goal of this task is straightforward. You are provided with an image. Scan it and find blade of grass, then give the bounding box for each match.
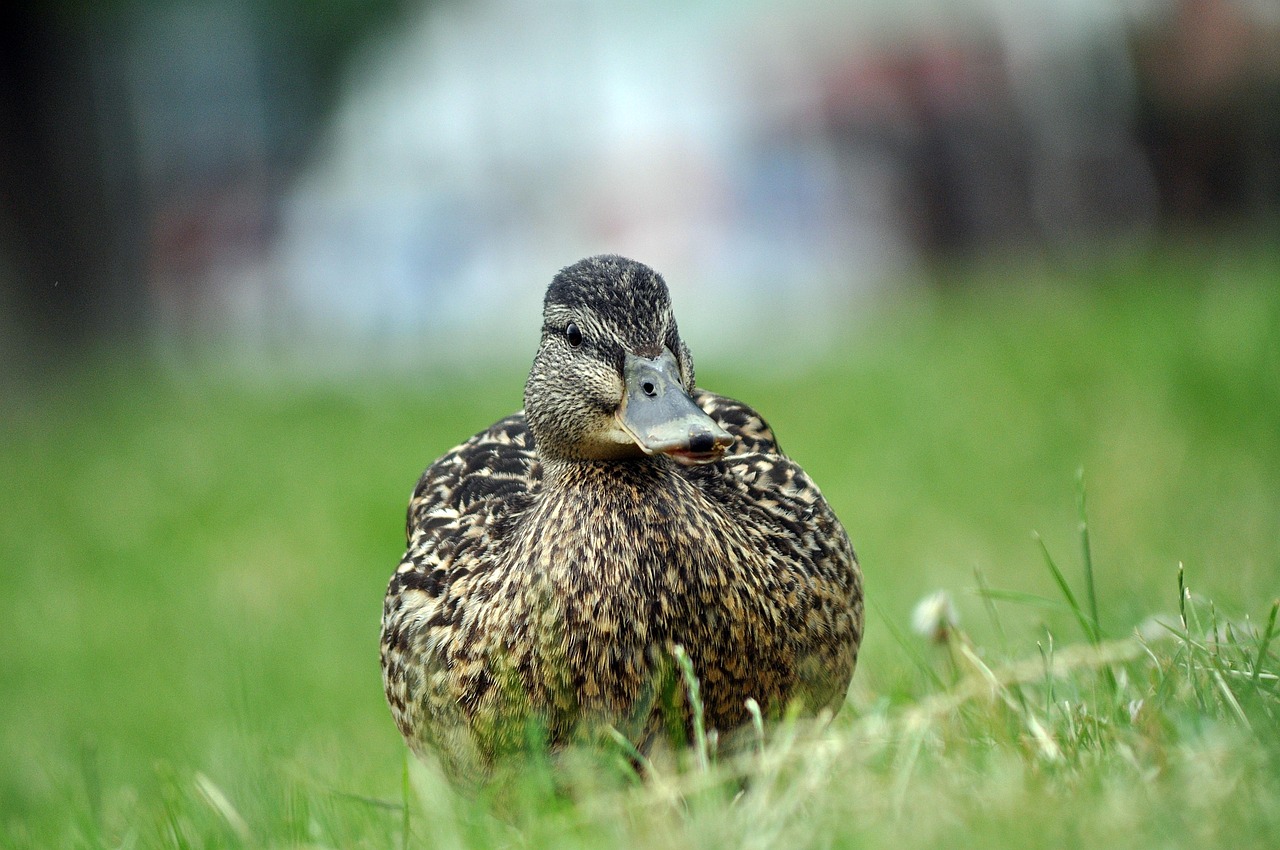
[1038,630,1056,716]
[1210,601,1222,659]
[1176,563,1205,709]
[1178,562,1189,630]
[954,640,1062,762]
[672,645,710,772]
[1171,568,1217,713]
[871,598,946,690]
[973,565,1009,656]
[193,772,252,844]
[1250,599,1279,696]
[1040,509,1116,697]
[974,587,1072,614]
[1034,532,1100,645]
[604,725,656,781]
[1213,669,1253,731]
[1077,469,1102,641]
[323,787,402,812]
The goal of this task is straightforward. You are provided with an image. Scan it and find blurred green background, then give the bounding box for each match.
[3,0,1279,844]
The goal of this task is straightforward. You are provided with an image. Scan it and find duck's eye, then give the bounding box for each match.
[565,322,583,348]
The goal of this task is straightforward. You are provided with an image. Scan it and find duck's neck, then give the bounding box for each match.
[540,455,677,491]
[516,455,712,592]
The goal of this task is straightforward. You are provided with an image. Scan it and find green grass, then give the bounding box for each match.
[2,238,1278,848]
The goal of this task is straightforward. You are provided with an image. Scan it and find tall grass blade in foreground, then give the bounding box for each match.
[1033,533,1100,646]
[672,645,711,773]
[1250,600,1280,697]
[1076,468,1101,642]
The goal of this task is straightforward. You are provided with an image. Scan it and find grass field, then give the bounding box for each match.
[2,238,1278,848]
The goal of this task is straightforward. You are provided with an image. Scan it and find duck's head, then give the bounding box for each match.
[524,255,733,466]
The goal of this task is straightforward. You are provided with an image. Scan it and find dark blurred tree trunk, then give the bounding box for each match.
[0,5,147,352]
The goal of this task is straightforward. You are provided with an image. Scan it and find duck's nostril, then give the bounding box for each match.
[642,381,656,397]
[688,432,715,453]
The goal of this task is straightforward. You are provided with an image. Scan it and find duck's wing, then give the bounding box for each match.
[402,412,539,542]
[381,412,538,768]
[692,388,783,456]
[686,393,864,715]
[713,452,863,714]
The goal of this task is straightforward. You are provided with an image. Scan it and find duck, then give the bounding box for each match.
[381,255,863,782]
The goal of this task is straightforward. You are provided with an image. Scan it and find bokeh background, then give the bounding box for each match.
[2,0,1279,844]
[5,0,1279,364]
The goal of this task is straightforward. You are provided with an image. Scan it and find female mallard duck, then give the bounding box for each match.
[381,255,863,780]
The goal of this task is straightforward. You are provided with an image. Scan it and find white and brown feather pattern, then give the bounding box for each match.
[692,389,781,456]
[381,390,860,779]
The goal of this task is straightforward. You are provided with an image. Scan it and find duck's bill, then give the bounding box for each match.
[617,349,733,465]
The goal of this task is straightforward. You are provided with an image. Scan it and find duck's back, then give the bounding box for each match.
[381,412,538,772]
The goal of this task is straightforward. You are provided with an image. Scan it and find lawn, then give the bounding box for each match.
[2,237,1278,848]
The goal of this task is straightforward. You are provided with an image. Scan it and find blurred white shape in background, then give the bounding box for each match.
[273,0,916,369]
[258,0,1218,370]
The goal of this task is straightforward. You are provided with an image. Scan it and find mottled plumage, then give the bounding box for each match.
[381,255,863,781]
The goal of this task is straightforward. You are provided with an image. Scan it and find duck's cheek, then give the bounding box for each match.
[579,368,626,408]
[598,414,645,451]
[574,414,648,461]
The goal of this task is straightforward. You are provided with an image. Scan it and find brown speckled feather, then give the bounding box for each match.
[380,257,863,782]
